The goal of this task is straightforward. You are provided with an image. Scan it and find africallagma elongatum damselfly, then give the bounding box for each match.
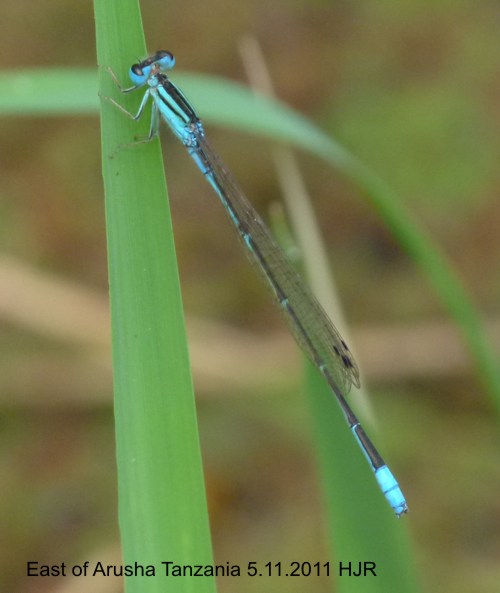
[103,50,408,517]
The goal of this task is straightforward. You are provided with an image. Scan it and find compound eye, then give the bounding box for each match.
[129,63,149,86]
[155,50,175,70]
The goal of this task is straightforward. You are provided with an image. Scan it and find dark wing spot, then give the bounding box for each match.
[342,355,353,369]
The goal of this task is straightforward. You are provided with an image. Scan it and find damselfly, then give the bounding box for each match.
[103,50,408,517]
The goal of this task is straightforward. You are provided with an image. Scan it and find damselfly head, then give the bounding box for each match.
[129,51,176,86]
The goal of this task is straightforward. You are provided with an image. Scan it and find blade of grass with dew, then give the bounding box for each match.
[94,2,215,593]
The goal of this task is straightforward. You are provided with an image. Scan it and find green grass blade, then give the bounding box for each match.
[0,69,97,115]
[94,2,215,592]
